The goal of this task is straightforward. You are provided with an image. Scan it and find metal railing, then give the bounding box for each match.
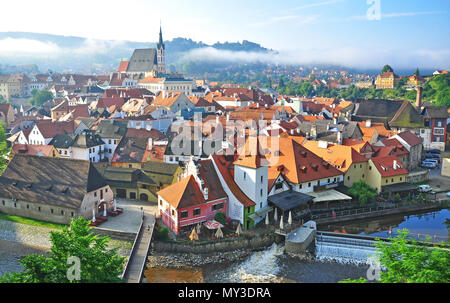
[120,213,144,280]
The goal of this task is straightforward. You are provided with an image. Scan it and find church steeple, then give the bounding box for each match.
[157,23,165,50]
[156,22,166,74]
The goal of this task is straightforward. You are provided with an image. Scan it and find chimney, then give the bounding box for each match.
[216,115,219,124]
[311,125,317,140]
[226,113,230,121]
[416,86,423,109]
[290,129,295,135]
[203,187,209,201]
[366,120,372,128]
[337,131,343,145]
[146,123,152,131]
[148,138,153,150]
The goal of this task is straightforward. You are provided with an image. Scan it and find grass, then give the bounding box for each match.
[0,213,66,230]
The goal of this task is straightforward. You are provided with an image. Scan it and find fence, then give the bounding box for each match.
[120,213,144,280]
[311,200,442,221]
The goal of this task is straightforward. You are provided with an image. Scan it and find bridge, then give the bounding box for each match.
[121,213,155,283]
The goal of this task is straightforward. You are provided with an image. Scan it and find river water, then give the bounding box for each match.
[145,208,449,283]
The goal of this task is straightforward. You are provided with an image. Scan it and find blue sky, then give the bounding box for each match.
[0,0,449,69]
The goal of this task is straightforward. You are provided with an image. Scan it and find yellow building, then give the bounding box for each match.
[407,75,425,88]
[376,72,399,89]
[441,154,450,178]
[366,156,409,193]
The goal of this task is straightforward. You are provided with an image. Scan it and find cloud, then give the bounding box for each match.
[0,38,62,55]
[0,37,128,57]
[292,0,345,11]
[182,46,450,69]
[346,10,450,22]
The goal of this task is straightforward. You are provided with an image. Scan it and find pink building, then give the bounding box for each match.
[157,160,228,235]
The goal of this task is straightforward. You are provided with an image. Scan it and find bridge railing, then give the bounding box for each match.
[120,213,144,280]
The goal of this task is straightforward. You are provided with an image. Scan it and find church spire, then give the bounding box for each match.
[157,22,165,50]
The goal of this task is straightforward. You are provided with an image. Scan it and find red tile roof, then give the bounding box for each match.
[397,131,423,147]
[158,175,206,209]
[211,154,256,208]
[371,156,408,177]
[118,61,129,73]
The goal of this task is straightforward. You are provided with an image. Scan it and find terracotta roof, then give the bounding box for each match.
[396,131,423,147]
[125,128,165,140]
[118,61,129,73]
[139,76,164,84]
[371,156,408,177]
[12,144,57,157]
[157,175,206,209]
[152,92,182,108]
[372,145,409,158]
[36,120,75,138]
[211,154,256,208]
[303,140,368,173]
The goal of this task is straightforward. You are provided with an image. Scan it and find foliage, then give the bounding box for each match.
[348,180,377,206]
[0,217,125,283]
[394,193,401,203]
[339,277,368,283]
[342,229,450,283]
[29,90,53,106]
[214,212,227,225]
[382,65,394,73]
[155,226,170,242]
[0,122,10,173]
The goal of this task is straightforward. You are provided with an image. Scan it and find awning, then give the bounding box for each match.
[268,191,314,212]
[308,189,352,203]
[249,206,274,221]
[203,220,224,230]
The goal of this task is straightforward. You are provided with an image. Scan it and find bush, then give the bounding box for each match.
[214,212,227,225]
[394,193,401,203]
[155,226,170,241]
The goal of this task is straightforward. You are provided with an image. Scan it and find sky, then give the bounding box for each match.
[0,0,449,69]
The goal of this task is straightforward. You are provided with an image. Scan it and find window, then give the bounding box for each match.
[400,177,402,181]
[14,203,16,208]
[181,211,188,218]
[392,178,394,182]
[38,207,41,212]
[308,183,311,187]
[51,209,54,214]
[1,200,4,206]
[260,189,263,197]
[348,176,350,181]
[26,204,29,209]
[193,208,201,216]
[94,192,97,197]
[212,203,224,211]
[61,210,64,215]
[261,176,263,183]
[275,182,283,190]
[71,212,74,217]
[171,209,175,216]
[244,172,246,180]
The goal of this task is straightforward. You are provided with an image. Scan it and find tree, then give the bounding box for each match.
[382,65,394,73]
[0,122,10,173]
[0,217,125,283]
[30,90,53,106]
[414,68,420,76]
[341,229,450,283]
[348,180,377,206]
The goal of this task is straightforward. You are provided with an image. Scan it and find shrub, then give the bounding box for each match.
[155,226,170,241]
[394,193,401,203]
[214,212,227,225]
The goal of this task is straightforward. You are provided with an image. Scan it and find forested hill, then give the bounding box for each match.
[0,32,271,73]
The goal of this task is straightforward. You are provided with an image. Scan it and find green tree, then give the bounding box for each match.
[30,90,53,106]
[348,180,377,206]
[0,217,125,283]
[0,122,10,173]
[382,65,394,73]
[341,230,450,283]
[414,68,420,76]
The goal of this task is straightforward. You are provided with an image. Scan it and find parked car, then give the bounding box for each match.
[447,192,450,197]
[424,158,439,165]
[418,185,433,193]
[421,161,437,168]
[425,154,440,159]
[427,149,441,154]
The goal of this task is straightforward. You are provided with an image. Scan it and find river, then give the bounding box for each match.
[144,208,449,283]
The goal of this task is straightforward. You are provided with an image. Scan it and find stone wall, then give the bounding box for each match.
[152,233,284,254]
[407,170,429,184]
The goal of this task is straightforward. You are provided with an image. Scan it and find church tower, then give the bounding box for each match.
[157,24,166,74]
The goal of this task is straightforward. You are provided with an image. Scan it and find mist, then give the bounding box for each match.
[182,47,450,70]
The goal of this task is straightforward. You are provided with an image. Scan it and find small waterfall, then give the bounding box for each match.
[213,243,286,283]
[315,234,380,265]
